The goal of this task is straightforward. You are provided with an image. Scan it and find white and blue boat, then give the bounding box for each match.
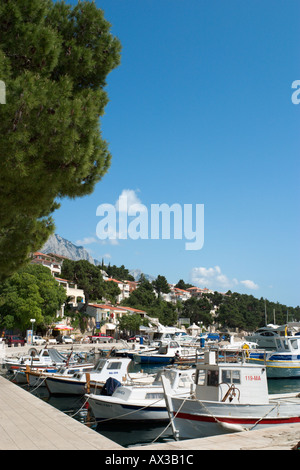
[132,341,196,365]
[248,335,300,378]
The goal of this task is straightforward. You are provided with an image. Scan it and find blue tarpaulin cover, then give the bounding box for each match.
[101,377,121,396]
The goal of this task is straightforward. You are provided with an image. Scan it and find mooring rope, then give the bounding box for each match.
[84,395,165,423]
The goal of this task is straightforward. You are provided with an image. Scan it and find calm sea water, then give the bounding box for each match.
[4,360,300,448]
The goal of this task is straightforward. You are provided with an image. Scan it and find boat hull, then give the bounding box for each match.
[87,396,168,422]
[170,396,300,439]
[133,354,175,365]
[46,376,87,395]
[249,354,300,378]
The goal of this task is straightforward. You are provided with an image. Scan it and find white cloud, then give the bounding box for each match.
[190,266,258,292]
[240,280,259,290]
[115,189,146,213]
[76,237,97,245]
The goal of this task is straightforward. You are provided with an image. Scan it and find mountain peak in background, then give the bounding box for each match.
[41,234,97,266]
[40,234,154,281]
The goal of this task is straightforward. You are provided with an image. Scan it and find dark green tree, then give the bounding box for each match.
[105,264,135,281]
[152,275,170,298]
[182,296,213,327]
[175,279,193,290]
[61,259,105,309]
[61,259,121,308]
[0,0,121,279]
[0,264,66,332]
[121,278,156,310]
[118,313,143,337]
[104,279,122,304]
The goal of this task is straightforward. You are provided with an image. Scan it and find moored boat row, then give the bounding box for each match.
[3,323,300,445]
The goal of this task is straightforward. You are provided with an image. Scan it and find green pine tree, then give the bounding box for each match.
[0,0,121,280]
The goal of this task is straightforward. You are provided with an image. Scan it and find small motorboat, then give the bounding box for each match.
[133,341,197,365]
[3,348,78,372]
[86,366,196,423]
[25,362,95,388]
[114,343,158,359]
[162,349,300,440]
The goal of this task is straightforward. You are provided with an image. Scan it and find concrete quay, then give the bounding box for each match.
[0,374,122,450]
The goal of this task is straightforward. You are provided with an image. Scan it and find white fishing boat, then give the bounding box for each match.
[45,357,154,396]
[25,362,95,387]
[114,342,158,359]
[248,335,300,378]
[86,367,196,423]
[162,349,300,440]
[3,348,77,372]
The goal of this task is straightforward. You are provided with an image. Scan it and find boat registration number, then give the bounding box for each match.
[245,375,261,381]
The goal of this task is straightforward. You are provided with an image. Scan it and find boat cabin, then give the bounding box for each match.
[110,367,194,402]
[194,350,269,405]
[156,341,180,355]
[153,367,195,389]
[273,336,300,354]
[72,358,132,381]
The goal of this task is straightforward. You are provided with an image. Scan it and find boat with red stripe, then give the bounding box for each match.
[162,349,300,440]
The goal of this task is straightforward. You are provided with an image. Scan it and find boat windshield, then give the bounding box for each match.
[282,339,291,351]
[290,338,300,350]
[153,369,177,386]
[106,361,123,370]
[157,345,168,354]
[94,359,106,372]
[207,370,219,386]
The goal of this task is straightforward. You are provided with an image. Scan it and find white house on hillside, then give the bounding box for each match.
[55,277,85,306]
[104,278,130,303]
[31,252,62,276]
[31,252,85,318]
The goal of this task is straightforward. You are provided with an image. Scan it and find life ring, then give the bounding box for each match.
[242,344,250,357]
[28,347,38,357]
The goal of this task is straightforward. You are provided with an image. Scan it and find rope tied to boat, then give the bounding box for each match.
[84,395,167,424]
[29,376,48,393]
[192,396,281,433]
[248,401,280,431]
[151,393,192,444]
[193,396,248,433]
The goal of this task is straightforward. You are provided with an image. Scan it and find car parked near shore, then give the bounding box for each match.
[88,333,114,343]
[55,335,73,344]
[4,335,25,347]
[32,335,46,346]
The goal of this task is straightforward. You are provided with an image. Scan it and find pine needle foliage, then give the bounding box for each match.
[0,0,121,280]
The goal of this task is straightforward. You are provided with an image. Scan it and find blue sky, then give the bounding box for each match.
[53,0,300,308]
